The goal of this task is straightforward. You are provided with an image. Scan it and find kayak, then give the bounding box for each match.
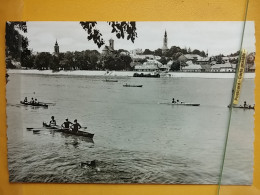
[55,128,94,138]
[228,105,254,110]
[103,79,118,82]
[42,122,94,138]
[159,102,200,106]
[123,84,143,87]
[20,101,48,108]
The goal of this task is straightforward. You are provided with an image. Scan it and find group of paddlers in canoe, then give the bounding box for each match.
[21,97,48,107]
[228,101,255,109]
[47,116,83,133]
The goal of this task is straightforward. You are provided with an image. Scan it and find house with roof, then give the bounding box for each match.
[178,54,202,63]
[134,59,162,72]
[181,61,202,72]
[210,62,236,72]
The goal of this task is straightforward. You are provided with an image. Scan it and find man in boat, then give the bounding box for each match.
[49,116,57,127]
[62,118,73,129]
[23,97,28,103]
[172,98,176,104]
[34,99,39,105]
[71,119,81,133]
[244,101,247,108]
[30,97,34,104]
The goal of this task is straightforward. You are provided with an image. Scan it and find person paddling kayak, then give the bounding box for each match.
[30,98,35,104]
[49,116,57,127]
[71,119,81,133]
[62,118,73,129]
[23,97,28,103]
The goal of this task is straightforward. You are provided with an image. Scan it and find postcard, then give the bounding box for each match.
[5,21,255,184]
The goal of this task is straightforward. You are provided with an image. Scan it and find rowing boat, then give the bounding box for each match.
[103,79,118,82]
[227,105,254,110]
[123,84,143,87]
[159,102,200,106]
[42,122,94,138]
[20,101,48,108]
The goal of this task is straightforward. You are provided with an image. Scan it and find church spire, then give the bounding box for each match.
[162,30,168,53]
[54,39,59,55]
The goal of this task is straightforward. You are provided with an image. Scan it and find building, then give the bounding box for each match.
[181,61,202,72]
[54,40,59,56]
[130,48,143,55]
[134,59,162,72]
[178,54,202,63]
[210,63,236,72]
[196,57,210,65]
[102,38,115,55]
[162,30,169,53]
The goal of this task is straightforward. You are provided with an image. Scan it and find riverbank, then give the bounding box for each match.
[7,69,255,79]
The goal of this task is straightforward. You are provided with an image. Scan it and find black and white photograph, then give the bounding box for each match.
[5,21,255,184]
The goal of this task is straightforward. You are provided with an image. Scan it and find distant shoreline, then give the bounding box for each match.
[7,69,255,79]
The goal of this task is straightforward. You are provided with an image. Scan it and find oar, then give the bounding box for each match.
[38,102,56,105]
[27,127,46,131]
[32,127,66,132]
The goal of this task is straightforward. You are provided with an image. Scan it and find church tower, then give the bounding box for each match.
[54,40,59,55]
[109,38,114,50]
[162,30,168,53]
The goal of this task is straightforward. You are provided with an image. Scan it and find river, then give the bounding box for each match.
[6,73,254,184]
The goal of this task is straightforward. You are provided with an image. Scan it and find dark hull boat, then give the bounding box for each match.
[123,84,143,87]
[28,122,94,138]
[20,101,48,108]
[42,123,94,138]
[133,73,160,78]
[159,102,200,106]
[103,79,118,82]
[228,105,254,110]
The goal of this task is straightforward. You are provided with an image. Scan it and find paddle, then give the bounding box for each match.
[30,126,87,132]
[38,102,56,105]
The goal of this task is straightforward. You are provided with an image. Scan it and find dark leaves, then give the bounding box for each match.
[108,21,137,43]
[80,21,137,48]
[80,22,105,48]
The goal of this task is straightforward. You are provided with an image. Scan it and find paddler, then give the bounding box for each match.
[62,118,73,129]
[23,97,28,103]
[172,98,176,104]
[49,116,57,127]
[244,101,247,108]
[71,119,81,133]
[30,97,34,104]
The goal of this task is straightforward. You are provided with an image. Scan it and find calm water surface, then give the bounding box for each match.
[6,74,254,184]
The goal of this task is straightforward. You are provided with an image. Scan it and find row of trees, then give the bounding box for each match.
[19,50,133,71]
[142,46,207,58]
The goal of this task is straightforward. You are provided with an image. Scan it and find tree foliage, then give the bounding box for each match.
[6,22,29,62]
[80,21,137,48]
[170,61,181,71]
[101,53,132,71]
[34,52,54,70]
[143,49,153,55]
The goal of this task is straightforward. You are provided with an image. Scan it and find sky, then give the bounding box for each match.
[24,21,255,56]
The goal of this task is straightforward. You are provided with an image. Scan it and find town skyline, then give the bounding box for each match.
[24,21,255,56]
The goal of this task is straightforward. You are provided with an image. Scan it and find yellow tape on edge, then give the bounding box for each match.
[233,49,247,105]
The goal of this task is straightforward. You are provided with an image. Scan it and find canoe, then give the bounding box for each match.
[42,122,94,138]
[20,101,48,108]
[123,84,143,87]
[159,102,200,106]
[103,79,118,82]
[228,105,254,110]
[55,128,94,138]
